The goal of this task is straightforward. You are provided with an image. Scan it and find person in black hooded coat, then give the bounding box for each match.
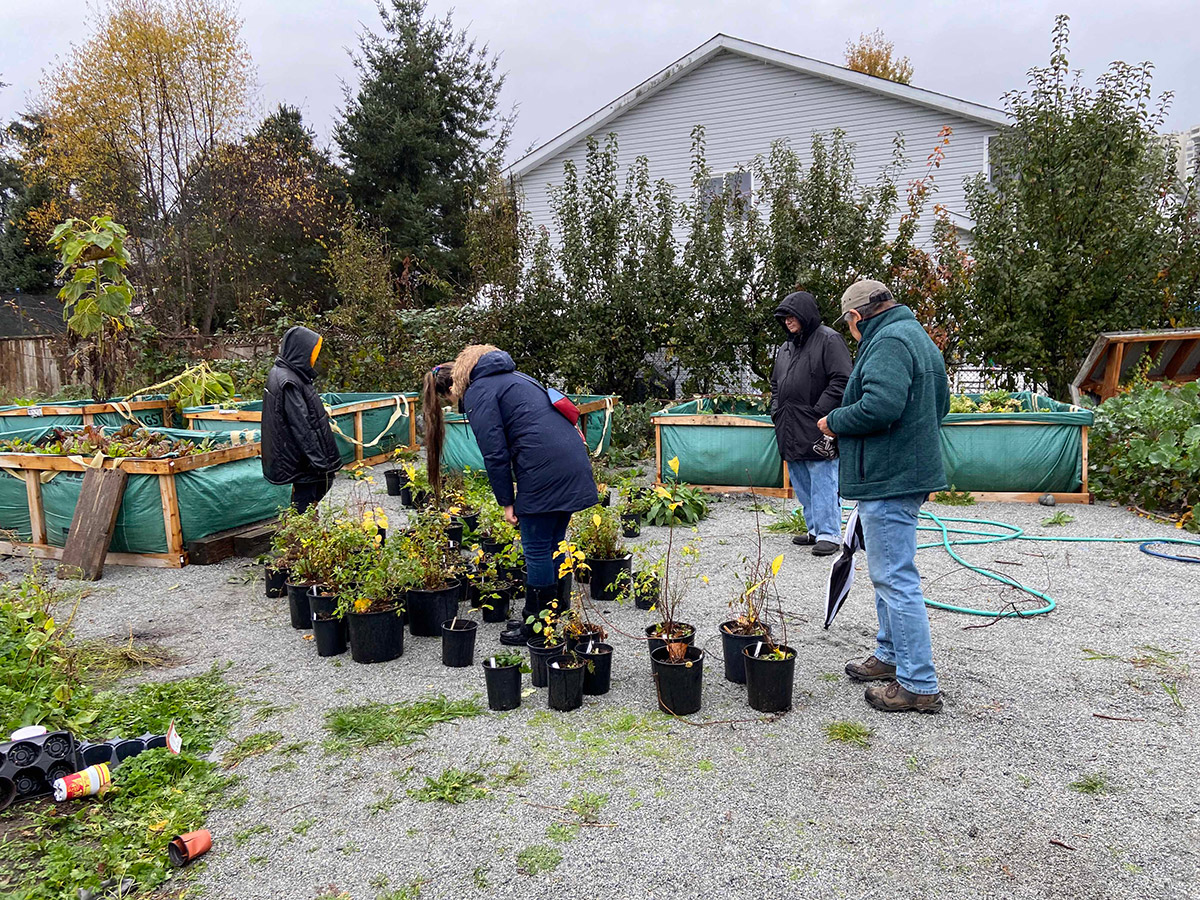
[260,325,343,511]
[769,291,853,555]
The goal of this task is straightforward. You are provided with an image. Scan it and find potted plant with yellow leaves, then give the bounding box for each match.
[402,512,462,637]
[337,537,416,664]
[399,462,431,509]
[572,506,631,604]
[386,446,418,496]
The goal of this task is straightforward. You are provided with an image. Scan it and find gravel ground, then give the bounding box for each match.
[8,478,1197,900]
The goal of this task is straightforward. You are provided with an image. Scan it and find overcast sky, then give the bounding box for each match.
[2,0,1198,166]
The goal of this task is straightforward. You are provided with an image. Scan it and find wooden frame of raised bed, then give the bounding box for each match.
[0,398,175,428]
[183,394,417,465]
[0,443,265,568]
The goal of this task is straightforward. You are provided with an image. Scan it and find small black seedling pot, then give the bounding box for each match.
[719,621,772,685]
[347,605,404,663]
[578,641,613,695]
[308,587,348,643]
[621,513,642,538]
[384,469,403,496]
[285,581,313,630]
[441,618,478,667]
[586,555,632,604]
[547,657,586,711]
[312,615,347,657]
[265,566,288,598]
[527,637,566,688]
[743,643,797,713]
[479,587,512,623]
[645,622,696,661]
[650,645,704,716]
[482,658,522,711]
[407,584,460,637]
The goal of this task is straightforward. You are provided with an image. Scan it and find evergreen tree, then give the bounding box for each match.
[0,114,57,294]
[336,0,512,303]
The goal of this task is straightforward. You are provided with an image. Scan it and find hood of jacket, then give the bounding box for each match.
[276,326,321,382]
[471,350,516,381]
[775,291,822,343]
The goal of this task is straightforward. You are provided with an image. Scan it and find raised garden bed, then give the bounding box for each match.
[0,395,175,433]
[441,394,618,472]
[0,425,288,568]
[653,392,1093,503]
[183,391,417,465]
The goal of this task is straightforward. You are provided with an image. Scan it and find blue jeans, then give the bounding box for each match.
[786,458,842,544]
[858,493,939,695]
[519,511,572,587]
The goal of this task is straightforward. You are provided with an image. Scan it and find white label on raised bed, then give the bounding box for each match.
[26,407,43,417]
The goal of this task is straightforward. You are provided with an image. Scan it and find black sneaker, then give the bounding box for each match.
[792,533,816,546]
[812,540,840,557]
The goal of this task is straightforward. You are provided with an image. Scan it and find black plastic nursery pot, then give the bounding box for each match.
[634,576,659,611]
[743,644,797,713]
[398,484,415,507]
[456,511,480,532]
[528,637,567,688]
[482,659,522,711]
[621,513,642,538]
[312,615,347,657]
[346,605,404,663]
[578,641,613,695]
[645,622,696,659]
[587,554,633,604]
[479,537,510,556]
[565,625,605,654]
[286,581,314,630]
[719,621,772,685]
[265,566,289,598]
[479,587,512,624]
[407,583,460,637]
[650,645,704,716]
[441,618,478,667]
[384,469,403,496]
[445,522,464,545]
[547,657,587,711]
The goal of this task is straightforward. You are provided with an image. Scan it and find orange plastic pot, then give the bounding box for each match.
[168,829,212,866]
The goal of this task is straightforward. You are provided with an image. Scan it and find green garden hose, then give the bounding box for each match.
[897,508,1200,619]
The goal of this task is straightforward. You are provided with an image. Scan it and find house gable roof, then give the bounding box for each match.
[508,34,1009,179]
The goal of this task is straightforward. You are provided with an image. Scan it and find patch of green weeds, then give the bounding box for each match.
[377,882,423,900]
[235,823,270,846]
[249,854,269,865]
[249,701,289,723]
[324,695,482,751]
[766,508,807,535]
[905,753,920,772]
[222,730,284,768]
[472,866,489,889]
[1041,511,1074,526]
[697,759,714,772]
[368,790,399,815]
[820,672,840,682]
[268,758,298,774]
[566,791,608,823]
[293,817,317,835]
[516,844,563,875]
[278,740,310,755]
[1163,681,1185,709]
[1069,772,1111,795]
[342,842,360,854]
[824,720,872,748]
[933,486,975,506]
[408,768,489,804]
[546,822,580,843]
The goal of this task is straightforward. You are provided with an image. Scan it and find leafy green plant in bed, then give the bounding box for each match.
[646,458,709,526]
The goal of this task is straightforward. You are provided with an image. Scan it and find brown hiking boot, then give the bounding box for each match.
[844,655,896,682]
[865,680,944,714]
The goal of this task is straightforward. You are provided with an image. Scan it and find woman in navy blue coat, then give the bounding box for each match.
[424,345,598,645]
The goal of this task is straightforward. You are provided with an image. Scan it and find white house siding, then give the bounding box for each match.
[515,50,997,246]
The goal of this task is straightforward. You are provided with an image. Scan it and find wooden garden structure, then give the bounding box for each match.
[1071,328,1200,404]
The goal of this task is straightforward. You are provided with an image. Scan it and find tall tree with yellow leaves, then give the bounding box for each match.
[844,29,913,84]
[39,0,253,328]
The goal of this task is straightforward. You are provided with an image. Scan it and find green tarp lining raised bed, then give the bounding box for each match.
[654,392,1093,494]
[655,398,783,488]
[0,396,171,433]
[440,394,617,474]
[0,425,287,553]
[185,392,415,463]
[940,392,1093,493]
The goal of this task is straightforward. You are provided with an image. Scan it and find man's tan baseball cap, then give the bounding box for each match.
[836,280,893,323]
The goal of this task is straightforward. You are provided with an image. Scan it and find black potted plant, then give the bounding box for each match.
[546,651,588,712]
[441,612,479,667]
[526,595,566,689]
[577,638,613,695]
[720,557,779,685]
[573,506,631,604]
[402,513,461,637]
[618,479,653,538]
[466,551,515,624]
[338,539,414,664]
[482,650,529,711]
[273,506,322,630]
[305,512,380,658]
[398,462,432,509]
[385,447,418,496]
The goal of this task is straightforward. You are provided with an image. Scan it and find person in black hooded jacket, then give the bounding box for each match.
[260,325,343,511]
[769,291,853,556]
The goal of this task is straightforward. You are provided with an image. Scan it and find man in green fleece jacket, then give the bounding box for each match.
[817,280,950,713]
